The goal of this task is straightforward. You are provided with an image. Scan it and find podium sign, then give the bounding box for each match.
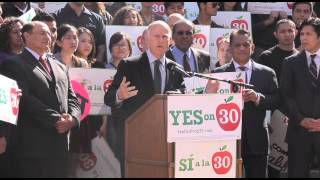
[175,140,236,178]
[167,94,242,142]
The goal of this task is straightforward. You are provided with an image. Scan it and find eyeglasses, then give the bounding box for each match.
[176,31,193,36]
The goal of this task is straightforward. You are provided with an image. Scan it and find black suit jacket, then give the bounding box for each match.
[0,49,81,158]
[105,52,184,125]
[166,47,210,73]
[214,61,279,155]
[280,51,320,142]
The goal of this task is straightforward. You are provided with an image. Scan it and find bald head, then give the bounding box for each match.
[22,21,51,55]
[148,20,172,37]
[167,13,185,30]
[147,20,172,59]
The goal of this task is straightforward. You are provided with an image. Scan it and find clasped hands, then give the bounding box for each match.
[56,113,77,134]
[300,118,320,132]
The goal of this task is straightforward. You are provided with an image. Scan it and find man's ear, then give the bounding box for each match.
[273,31,278,40]
[251,43,255,54]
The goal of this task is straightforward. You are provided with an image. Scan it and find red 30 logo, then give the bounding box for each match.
[78,153,97,171]
[10,88,19,116]
[137,35,144,52]
[193,33,207,48]
[212,145,233,174]
[231,16,248,30]
[216,96,241,131]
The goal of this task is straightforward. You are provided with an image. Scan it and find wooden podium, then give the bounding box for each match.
[125,95,243,178]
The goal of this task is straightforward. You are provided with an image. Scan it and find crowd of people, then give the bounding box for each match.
[0,2,319,178]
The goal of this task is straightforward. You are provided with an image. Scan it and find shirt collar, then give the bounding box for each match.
[305,49,320,59]
[15,4,28,13]
[232,59,252,70]
[147,49,166,66]
[25,47,42,61]
[172,45,192,59]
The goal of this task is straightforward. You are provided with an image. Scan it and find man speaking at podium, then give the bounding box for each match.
[104,21,185,177]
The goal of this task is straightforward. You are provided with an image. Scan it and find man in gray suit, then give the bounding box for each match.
[0,21,81,178]
[213,29,279,178]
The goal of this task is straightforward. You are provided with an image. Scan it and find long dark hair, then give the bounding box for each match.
[0,17,24,53]
[54,24,78,53]
[112,6,144,26]
[75,27,96,64]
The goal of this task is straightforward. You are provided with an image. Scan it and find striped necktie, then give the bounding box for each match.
[183,54,191,72]
[309,54,318,87]
[39,56,51,75]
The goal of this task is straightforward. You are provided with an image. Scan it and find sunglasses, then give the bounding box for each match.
[176,31,193,36]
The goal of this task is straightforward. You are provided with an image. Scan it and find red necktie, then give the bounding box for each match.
[39,56,51,75]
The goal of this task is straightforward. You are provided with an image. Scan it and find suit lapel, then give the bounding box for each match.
[299,51,316,89]
[166,50,175,62]
[227,62,236,72]
[139,52,155,94]
[22,49,53,82]
[249,61,258,87]
[46,55,57,83]
[191,48,200,73]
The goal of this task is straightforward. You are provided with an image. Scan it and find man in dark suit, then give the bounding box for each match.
[280,17,320,178]
[0,21,81,178]
[104,21,185,177]
[166,19,210,73]
[213,29,279,178]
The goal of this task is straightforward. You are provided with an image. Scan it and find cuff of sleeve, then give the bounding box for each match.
[116,89,124,104]
[254,93,261,106]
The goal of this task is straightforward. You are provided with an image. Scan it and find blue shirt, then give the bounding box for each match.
[171,46,196,72]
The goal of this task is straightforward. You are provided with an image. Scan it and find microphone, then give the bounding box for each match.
[166,61,192,77]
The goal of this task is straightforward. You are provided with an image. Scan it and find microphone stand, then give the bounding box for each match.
[187,72,254,90]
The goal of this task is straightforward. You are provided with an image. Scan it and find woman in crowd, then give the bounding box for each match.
[105,31,132,157]
[0,17,24,63]
[73,26,107,153]
[106,32,133,69]
[75,27,96,67]
[54,24,88,68]
[112,6,144,26]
